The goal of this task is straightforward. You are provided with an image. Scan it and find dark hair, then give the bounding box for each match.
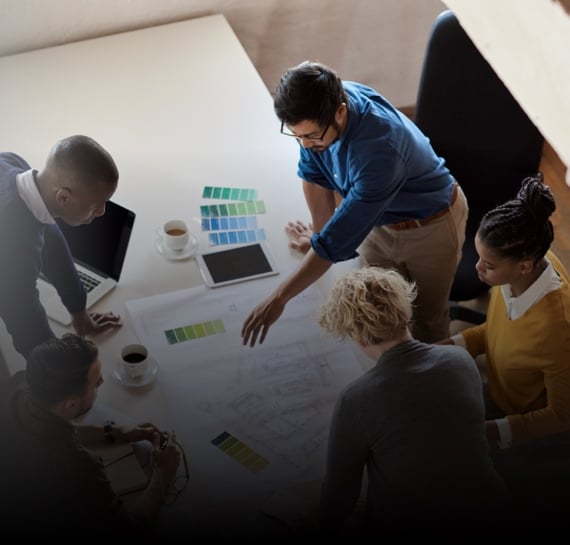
[26,334,99,406]
[273,61,347,127]
[477,174,555,263]
[51,134,119,186]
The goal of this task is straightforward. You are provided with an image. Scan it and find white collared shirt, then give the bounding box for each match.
[16,169,55,224]
[500,257,560,319]
[452,257,560,449]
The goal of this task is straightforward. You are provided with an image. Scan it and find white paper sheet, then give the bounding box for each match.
[124,279,364,499]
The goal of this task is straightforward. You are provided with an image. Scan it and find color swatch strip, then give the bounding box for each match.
[202,186,258,201]
[208,229,266,246]
[200,200,266,218]
[164,319,225,345]
[211,431,269,473]
[201,215,258,232]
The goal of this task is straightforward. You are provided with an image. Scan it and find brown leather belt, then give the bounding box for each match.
[386,181,458,231]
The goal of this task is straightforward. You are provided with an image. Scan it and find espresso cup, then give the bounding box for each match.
[121,343,149,378]
[158,219,190,252]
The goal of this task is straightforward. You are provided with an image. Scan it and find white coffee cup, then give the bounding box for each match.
[121,343,150,378]
[157,219,190,252]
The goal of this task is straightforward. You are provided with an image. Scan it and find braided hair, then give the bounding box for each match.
[477,174,555,263]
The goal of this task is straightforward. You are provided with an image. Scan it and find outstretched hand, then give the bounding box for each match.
[241,294,286,347]
[285,220,313,254]
[120,422,163,443]
[72,309,122,337]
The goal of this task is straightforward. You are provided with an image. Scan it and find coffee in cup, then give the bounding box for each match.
[158,219,190,252]
[121,343,149,378]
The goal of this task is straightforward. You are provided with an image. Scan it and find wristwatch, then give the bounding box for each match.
[103,419,116,443]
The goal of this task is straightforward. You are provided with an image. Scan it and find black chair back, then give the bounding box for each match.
[414,10,544,318]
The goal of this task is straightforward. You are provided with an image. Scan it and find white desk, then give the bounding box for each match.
[0,15,365,538]
[0,14,310,371]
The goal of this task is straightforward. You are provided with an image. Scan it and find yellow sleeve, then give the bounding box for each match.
[507,347,570,444]
[460,322,487,358]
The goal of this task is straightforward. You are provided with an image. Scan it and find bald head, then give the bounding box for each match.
[37,135,119,225]
[45,134,118,189]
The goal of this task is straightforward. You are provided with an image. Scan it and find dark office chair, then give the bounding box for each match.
[414,10,544,325]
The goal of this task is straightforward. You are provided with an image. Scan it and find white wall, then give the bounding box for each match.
[0,0,446,107]
[444,0,570,184]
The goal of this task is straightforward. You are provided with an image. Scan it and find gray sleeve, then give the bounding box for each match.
[319,392,369,531]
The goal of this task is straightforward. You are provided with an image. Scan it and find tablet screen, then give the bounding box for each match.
[197,242,279,286]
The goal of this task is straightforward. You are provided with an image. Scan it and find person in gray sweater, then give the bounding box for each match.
[317,267,510,539]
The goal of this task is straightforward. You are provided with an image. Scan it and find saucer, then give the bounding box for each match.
[113,357,159,388]
[155,234,198,261]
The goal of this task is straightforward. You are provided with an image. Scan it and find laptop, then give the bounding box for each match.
[38,200,136,326]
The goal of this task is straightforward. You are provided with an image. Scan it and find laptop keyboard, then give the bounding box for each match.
[77,269,102,293]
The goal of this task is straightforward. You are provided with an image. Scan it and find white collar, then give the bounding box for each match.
[500,257,560,319]
[16,169,55,224]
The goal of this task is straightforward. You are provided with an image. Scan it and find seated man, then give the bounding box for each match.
[317,267,509,539]
[0,334,181,539]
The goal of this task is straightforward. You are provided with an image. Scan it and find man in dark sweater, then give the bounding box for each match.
[317,267,511,539]
[0,334,181,540]
[0,135,122,358]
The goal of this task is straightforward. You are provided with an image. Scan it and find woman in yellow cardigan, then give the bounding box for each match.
[445,175,570,519]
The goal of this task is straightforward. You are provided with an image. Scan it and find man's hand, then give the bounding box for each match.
[71,309,122,337]
[142,431,182,517]
[285,220,313,254]
[151,430,181,488]
[119,422,164,443]
[241,294,286,347]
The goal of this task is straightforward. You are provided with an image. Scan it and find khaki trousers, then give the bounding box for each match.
[358,185,468,343]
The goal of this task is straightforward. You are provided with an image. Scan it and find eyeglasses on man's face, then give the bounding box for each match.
[280,121,330,142]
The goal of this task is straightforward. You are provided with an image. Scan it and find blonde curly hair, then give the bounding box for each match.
[318,267,416,345]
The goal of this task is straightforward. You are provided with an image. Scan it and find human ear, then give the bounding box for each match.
[520,259,534,276]
[519,259,534,276]
[354,334,368,348]
[336,103,347,121]
[55,187,72,206]
[63,396,78,411]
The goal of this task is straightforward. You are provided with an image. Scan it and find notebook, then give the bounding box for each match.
[75,405,149,497]
[102,441,151,497]
[38,200,136,326]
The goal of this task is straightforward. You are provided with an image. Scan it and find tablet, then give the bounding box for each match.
[196,241,279,288]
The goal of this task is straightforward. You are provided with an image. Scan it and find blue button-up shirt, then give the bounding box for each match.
[297,81,454,262]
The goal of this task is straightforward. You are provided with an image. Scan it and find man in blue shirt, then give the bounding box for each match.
[0,135,122,359]
[242,61,467,346]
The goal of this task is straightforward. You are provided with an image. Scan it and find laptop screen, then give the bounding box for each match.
[55,200,136,281]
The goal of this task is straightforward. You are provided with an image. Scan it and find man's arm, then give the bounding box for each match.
[320,395,367,534]
[75,422,165,446]
[286,181,337,254]
[303,180,337,232]
[41,224,123,336]
[241,249,332,347]
[0,247,55,358]
[41,223,87,313]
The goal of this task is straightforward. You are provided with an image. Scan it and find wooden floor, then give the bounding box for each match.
[542,140,570,269]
